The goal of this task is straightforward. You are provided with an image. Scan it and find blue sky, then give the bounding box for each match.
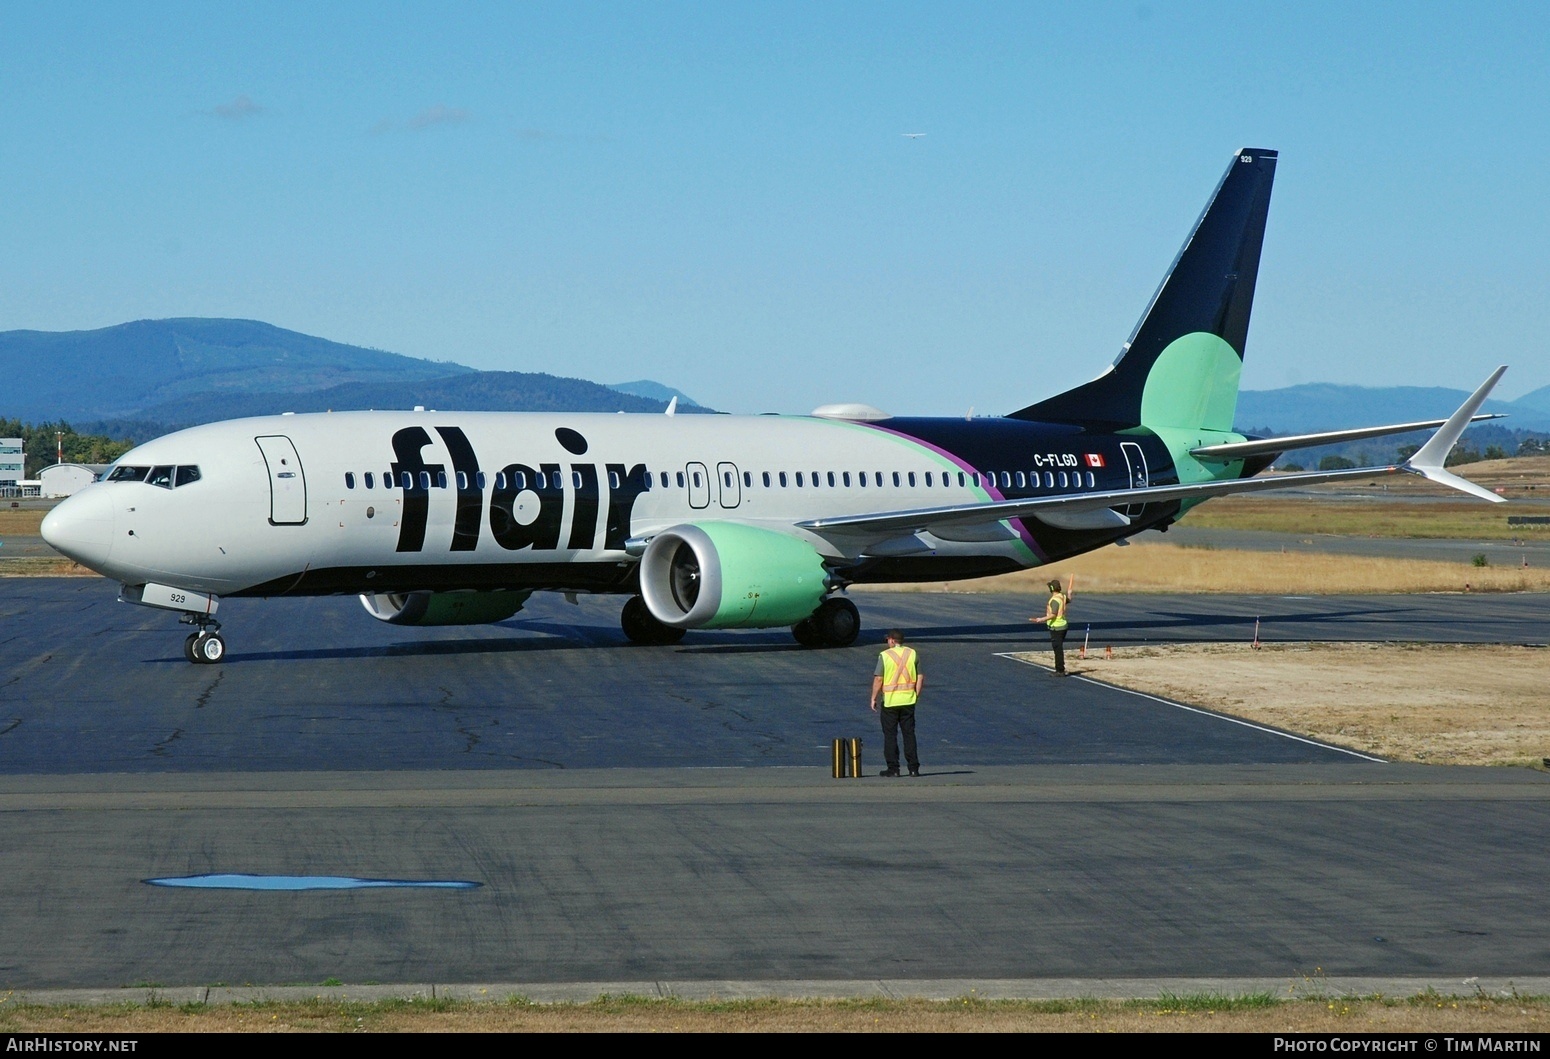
[2,2,1546,414]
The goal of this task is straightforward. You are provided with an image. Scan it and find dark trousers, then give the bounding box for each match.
[1050,627,1067,673]
[880,705,918,771]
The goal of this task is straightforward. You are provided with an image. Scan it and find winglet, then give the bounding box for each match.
[1401,366,1508,503]
[665,396,678,417]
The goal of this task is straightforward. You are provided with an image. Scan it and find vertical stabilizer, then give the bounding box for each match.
[1010,148,1277,430]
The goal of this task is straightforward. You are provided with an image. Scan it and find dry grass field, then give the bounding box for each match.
[1183,493,1548,539]
[859,539,1550,595]
[0,509,45,534]
[1182,455,1550,539]
[1,993,1546,1033]
[1014,642,1550,767]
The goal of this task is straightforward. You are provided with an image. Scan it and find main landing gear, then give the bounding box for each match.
[180,615,226,664]
[620,595,686,646]
[617,594,860,649]
[792,596,860,649]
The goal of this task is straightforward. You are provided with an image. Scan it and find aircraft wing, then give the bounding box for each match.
[1191,414,1503,461]
[800,367,1508,540]
[799,463,1413,538]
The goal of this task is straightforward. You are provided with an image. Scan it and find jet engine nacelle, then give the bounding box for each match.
[639,522,828,629]
[358,590,532,626]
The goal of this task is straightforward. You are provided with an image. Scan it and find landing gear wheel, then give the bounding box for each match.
[193,632,226,664]
[791,618,822,648]
[793,597,860,648]
[184,633,201,664]
[620,596,685,646]
[813,596,860,648]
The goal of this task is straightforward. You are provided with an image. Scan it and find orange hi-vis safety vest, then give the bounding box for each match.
[880,645,920,708]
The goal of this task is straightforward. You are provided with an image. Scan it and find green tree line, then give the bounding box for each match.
[0,419,136,478]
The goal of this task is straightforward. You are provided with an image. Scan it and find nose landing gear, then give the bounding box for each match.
[117,584,227,665]
[180,615,226,664]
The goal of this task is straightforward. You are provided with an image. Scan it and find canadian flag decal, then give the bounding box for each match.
[1084,453,1106,468]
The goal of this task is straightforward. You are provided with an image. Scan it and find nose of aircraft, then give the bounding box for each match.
[40,487,116,572]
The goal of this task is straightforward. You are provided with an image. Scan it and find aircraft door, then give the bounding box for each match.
[686,462,710,509]
[255,435,308,525]
[716,462,741,508]
[1119,441,1148,517]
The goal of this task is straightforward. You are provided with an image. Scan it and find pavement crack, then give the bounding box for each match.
[150,729,184,757]
[193,670,225,709]
[3,654,51,688]
[457,721,481,753]
[511,756,566,768]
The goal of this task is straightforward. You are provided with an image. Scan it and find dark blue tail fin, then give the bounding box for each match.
[1009,148,1277,430]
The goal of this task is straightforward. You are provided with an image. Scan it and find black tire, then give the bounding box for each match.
[195,633,226,664]
[183,632,201,664]
[621,596,685,645]
[814,597,861,648]
[791,618,821,648]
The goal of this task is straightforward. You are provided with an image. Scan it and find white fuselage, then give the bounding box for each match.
[43,410,1055,597]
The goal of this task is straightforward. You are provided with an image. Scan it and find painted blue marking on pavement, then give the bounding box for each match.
[145,874,480,890]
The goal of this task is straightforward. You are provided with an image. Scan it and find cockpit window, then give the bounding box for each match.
[109,464,202,487]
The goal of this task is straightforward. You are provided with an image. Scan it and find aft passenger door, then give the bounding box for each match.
[255,435,308,525]
[1119,441,1148,517]
[716,462,741,509]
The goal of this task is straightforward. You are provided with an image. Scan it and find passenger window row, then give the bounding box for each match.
[652,468,1100,491]
[342,466,1101,493]
[343,469,629,491]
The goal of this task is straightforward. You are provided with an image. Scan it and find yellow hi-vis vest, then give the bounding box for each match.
[1047,592,1069,630]
[880,646,920,708]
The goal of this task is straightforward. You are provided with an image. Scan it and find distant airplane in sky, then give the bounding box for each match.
[902,132,926,138]
[42,148,1505,664]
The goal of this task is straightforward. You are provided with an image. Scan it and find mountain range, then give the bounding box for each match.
[3,318,1546,442]
[1,318,709,432]
[1234,382,1550,434]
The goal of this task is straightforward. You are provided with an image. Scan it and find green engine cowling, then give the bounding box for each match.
[639,522,828,629]
[358,590,532,626]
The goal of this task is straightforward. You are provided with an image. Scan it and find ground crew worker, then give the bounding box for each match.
[1030,579,1070,675]
[869,629,923,777]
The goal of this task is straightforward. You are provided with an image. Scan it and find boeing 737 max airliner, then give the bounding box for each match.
[41,148,1507,664]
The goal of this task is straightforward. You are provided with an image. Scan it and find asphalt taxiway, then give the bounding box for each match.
[1,578,1547,994]
[3,580,1545,773]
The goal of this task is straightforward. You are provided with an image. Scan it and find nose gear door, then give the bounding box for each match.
[256,435,308,525]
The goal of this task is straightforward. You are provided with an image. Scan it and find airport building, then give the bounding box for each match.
[39,463,109,498]
[0,438,24,496]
